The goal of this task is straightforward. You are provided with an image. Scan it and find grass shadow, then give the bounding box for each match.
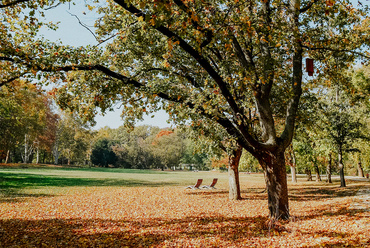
[288,184,366,202]
[0,214,367,247]
[186,184,367,203]
[0,215,273,247]
[0,172,173,202]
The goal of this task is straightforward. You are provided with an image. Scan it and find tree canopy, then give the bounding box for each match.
[2,0,370,219]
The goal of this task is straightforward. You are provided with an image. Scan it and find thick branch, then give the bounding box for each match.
[113,0,261,149]
[280,0,303,149]
[0,56,15,62]
[253,0,277,146]
[0,73,26,87]
[300,0,320,13]
[172,0,213,48]
[0,0,30,8]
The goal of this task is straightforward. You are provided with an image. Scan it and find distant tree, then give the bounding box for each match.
[56,113,92,165]
[0,80,52,163]
[151,129,185,171]
[110,125,159,169]
[319,87,368,187]
[91,138,117,167]
[180,138,209,171]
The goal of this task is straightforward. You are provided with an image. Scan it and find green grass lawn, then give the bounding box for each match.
[0,165,360,201]
[0,166,271,202]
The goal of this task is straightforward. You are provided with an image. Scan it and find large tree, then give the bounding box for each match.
[2,0,370,220]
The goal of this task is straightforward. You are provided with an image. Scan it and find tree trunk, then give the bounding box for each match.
[357,156,364,178]
[259,150,289,220]
[36,147,39,164]
[338,146,346,187]
[291,146,297,183]
[24,134,28,163]
[286,143,297,183]
[5,150,10,164]
[314,163,321,182]
[228,145,243,200]
[305,169,312,181]
[53,141,59,165]
[326,152,332,183]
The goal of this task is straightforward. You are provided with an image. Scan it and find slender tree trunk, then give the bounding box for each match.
[53,141,59,165]
[291,166,297,183]
[327,152,332,183]
[314,163,321,182]
[23,134,28,163]
[291,146,297,183]
[36,147,39,164]
[338,146,346,187]
[5,150,10,164]
[228,145,243,200]
[306,168,312,181]
[259,150,289,220]
[357,156,364,178]
[286,143,297,183]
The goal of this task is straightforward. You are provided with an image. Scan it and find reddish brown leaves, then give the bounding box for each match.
[0,181,369,247]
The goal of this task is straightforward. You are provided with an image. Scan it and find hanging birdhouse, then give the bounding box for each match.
[306,58,314,76]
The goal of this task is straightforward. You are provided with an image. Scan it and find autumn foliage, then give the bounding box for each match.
[0,173,369,247]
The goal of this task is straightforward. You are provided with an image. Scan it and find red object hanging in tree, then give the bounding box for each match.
[306,58,314,76]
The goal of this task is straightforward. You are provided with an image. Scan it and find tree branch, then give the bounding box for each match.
[300,0,320,13]
[0,73,27,87]
[0,0,30,8]
[172,0,213,48]
[302,45,370,60]
[113,0,260,146]
[67,11,100,43]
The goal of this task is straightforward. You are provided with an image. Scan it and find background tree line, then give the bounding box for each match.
[0,81,210,169]
[1,69,370,178]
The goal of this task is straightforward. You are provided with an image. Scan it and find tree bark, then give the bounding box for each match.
[326,152,332,183]
[53,141,60,165]
[291,166,297,183]
[5,150,10,164]
[291,146,297,183]
[338,146,346,187]
[306,168,312,181]
[228,145,243,200]
[357,156,364,178]
[314,163,321,182]
[286,144,297,183]
[36,147,39,164]
[259,150,289,220]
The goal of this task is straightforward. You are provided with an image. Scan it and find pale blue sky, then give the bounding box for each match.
[39,1,170,129]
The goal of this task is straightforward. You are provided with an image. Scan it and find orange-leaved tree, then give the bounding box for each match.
[2,0,370,220]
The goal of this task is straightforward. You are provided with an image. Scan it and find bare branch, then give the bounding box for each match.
[44,2,62,10]
[67,11,100,43]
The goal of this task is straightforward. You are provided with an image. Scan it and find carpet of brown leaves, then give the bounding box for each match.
[0,180,369,247]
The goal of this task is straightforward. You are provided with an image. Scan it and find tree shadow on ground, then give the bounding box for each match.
[288,184,366,202]
[0,213,368,247]
[0,172,173,203]
[185,184,367,202]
